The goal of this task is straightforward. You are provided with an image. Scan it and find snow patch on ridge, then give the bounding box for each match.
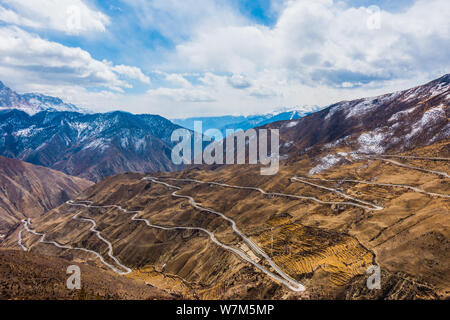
[325,102,349,120]
[323,136,350,149]
[83,138,110,152]
[357,130,388,154]
[121,136,147,151]
[308,154,344,175]
[430,82,449,98]
[345,98,377,119]
[14,126,44,137]
[283,141,293,148]
[284,121,298,128]
[406,106,445,140]
[69,122,89,137]
[388,106,418,122]
[346,92,401,120]
[135,137,146,150]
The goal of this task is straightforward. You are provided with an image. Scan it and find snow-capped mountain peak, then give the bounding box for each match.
[272,105,321,116]
[0,81,88,115]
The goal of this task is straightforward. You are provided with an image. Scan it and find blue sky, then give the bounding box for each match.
[0,0,448,117]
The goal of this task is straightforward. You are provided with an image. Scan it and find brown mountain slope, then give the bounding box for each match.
[0,156,92,234]
[9,140,447,299]
[2,76,447,300]
[0,249,176,300]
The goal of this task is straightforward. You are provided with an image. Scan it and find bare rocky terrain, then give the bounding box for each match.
[0,249,176,300]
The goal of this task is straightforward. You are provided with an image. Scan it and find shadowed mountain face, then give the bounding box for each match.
[0,110,187,182]
[0,156,92,233]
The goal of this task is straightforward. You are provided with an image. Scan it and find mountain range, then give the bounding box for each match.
[0,109,186,182]
[275,74,450,164]
[1,75,447,183]
[0,80,322,182]
[0,81,87,115]
[172,105,321,138]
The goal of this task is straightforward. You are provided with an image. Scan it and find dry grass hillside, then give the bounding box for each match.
[0,249,176,300]
[0,156,92,234]
[3,140,447,300]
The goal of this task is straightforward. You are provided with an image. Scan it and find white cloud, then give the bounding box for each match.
[122,0,245,41]
[0,0,448,118]
[112,65,151,84]
[139,0,448,116]
[0,26,150,91]
[146,87,215,103]
[249,86,279,99]
[172,0,449,83]
[228,74,252,89]
[0,0,109,34]
[165,73,192,88]
[0,6,41,28]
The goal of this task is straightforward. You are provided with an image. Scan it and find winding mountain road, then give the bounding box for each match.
[142,177,305,292]
[380,158,449,178]
[130,214,305,292]
[71,207,132,274]
[17,228,27,251]
[147,177,381,211]
[290,176,383,210]
[18,215,132,275]
[294,176,450,199]
[359,156,450,178]
[378,155,450,161]
[11,149,449,293]
[68,198,305,292]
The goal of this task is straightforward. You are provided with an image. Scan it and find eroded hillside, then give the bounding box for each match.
[0,156,92,234]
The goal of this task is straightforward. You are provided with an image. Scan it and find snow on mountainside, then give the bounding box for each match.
[21,93,88,113]
[0,81,88,115]
[0,110,187,182]
[268,74,449,170]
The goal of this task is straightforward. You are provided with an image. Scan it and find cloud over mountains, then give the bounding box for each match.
[0,0,448,117]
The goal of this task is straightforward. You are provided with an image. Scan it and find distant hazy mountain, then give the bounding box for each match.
[0,81,88,115]
[0,110,187,182]
[171,105,321,137]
